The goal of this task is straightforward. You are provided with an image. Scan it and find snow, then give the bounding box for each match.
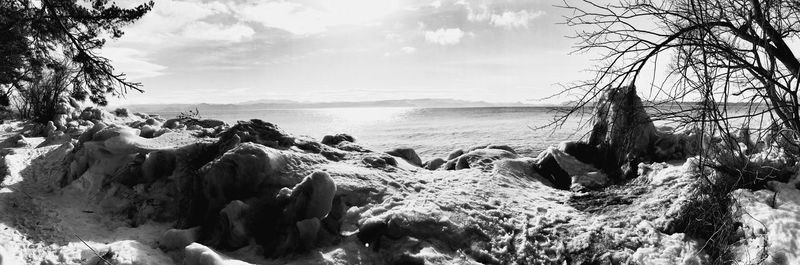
[1,117,798,264]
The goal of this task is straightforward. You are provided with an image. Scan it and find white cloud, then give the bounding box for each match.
[424,28,465,45]
[231,1,327,35]
[229,0,399,35]
[401,46,417,54]
[490,10,545,29]
[467,5,545,29]
[101,48,167,79]
[181,22,255,42]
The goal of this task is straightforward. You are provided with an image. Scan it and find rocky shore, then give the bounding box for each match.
[0,90,799,265]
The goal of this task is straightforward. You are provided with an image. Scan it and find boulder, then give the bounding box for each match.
[217,119,295,151]
[141,150,177,182]
[587,85,657,179]
[492,157,554,187]
[363,155,396,168]
[535,147,610,190]
[335,141,370,152]
[455,149,519,170]
[423,158,446,170]
[386,148,423,167]
[163,119,181,129]
[532,150,572,190]
[79,107,109,121]
[145,118,161,127]
[44,121,57,137]
[153,128,174,138]
[139,125,157,138]
[184,118,227,128]
[486,144,516,154]
[322,133,355,146]
[446,149,464,160]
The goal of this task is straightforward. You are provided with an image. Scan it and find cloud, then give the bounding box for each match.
[101,48,167,79]
[229,0,399,35]
[180,22,255,42]
[424,28,465,45]
[401,46,417,54]
[466,4,545,29]
[231,1,327,35]
[490,10,545,29]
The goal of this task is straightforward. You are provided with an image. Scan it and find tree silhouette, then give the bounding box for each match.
[557,0,800,155]
[0,0,153,108]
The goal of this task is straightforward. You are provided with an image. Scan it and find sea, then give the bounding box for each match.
[152,107,587,160]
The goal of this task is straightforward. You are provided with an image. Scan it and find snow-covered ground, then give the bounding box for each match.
[0,116,798,264]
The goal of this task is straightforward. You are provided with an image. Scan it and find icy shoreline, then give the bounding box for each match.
[0,107,797,265]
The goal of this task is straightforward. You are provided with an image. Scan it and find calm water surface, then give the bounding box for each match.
[156,107,586,160]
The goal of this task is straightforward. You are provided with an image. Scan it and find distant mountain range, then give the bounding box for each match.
[123,98,541,113]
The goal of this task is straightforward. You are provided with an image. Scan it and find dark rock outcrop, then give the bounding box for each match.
[423,158,446,170]
[386,148,423,167]
[322,133,355,146]
[455,149,519,170]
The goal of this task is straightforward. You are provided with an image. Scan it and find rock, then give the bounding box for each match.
[139,125,157,138]
[78,122,107,144]
[153,128,172,138]
[217,119,295,150]
[486,144,516,154]
[44,121,57,137]
[532,149,572,190]
[219,200,252,249]
[535,147,609,190]
[466,144,490,152]
[163,119,181,129]
[141,150,177,182]
[79,107,108,121]
[335,141,370,152]
[587,85,657,179]
[145,118,160,127]
[286,171,337,220]
[455,149,518,170]
[0,134,30,148]
[357,218,389,251]
[446,149,464,160]
[294,137,322,153]
[159,227,201,250]
[492,157,554,186]
[363,156,391,168]
[423,158,446,170]
[296,218,322,250]
[133,112,150,119]
[184,119,227,128]
[53,114,68,130]
[187,124,203,131]
[386,148,422,167]
[322,133,355,146]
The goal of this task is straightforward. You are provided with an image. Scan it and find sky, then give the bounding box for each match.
[103,0,597,105]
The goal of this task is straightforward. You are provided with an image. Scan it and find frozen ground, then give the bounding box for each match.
[0,117,797,265]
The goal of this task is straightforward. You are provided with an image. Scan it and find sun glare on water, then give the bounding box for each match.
[320,107,413,124]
